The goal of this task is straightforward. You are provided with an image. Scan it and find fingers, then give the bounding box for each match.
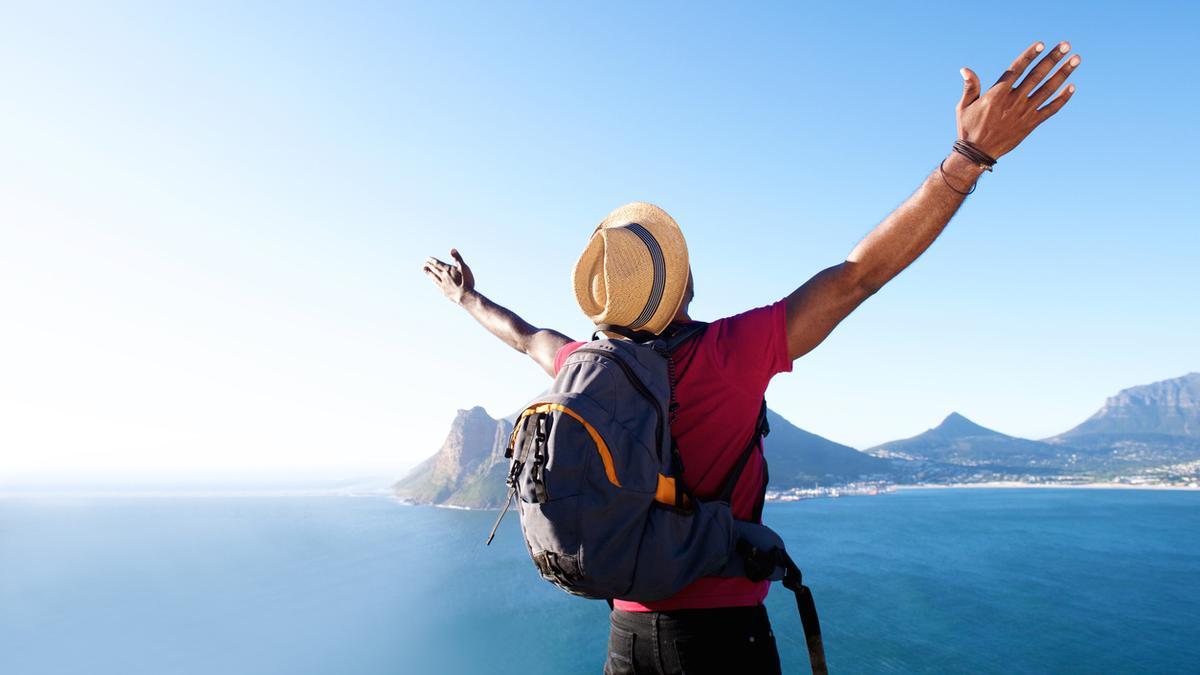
[424,256,451,281]
[958,67,980,110]
[1016,41,1070,94]
[450,248,465,267]
[1037,83,1076,122]
[994,41,1044,87]
[425,256,451,274]
[1029,53,1081,106]
[423,265,444,283]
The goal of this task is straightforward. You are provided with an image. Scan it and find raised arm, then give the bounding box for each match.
[423,249,571,377]
[785,40,1080,360]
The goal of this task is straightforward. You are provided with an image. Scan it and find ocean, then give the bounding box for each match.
[1,489,1197,674]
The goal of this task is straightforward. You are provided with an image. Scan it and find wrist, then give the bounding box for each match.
[940,151,986,195]
[457,288,480,307]
[943,151,987,183]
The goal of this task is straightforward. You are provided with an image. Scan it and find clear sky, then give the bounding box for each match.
[2,2,1196,482]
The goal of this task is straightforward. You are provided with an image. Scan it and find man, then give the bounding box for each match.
[423,41,1079,675]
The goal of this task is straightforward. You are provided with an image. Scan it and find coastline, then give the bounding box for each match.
[892,481,1200,492]
[391,481,1200,511]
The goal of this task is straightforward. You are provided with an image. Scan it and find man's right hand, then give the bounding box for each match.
[421,247,571,377]
[957,40,1081,160]
[423,248,475,305]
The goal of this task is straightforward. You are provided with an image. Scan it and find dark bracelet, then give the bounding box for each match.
[952,139,997,172]
[939,159,977,196]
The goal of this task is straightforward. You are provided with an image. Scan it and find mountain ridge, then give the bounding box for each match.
[396,372,1200,507]
[866,411,1064,467]
[1053,372,1200,440]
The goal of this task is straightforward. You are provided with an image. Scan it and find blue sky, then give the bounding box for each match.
[1,2,1196,480]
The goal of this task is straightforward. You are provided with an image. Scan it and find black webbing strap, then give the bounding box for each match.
[715,399,770,504]
[594,323,659,343]
[780,551,828,675]
[737,540,828,675]
[593,320,709,348]
[661,321,708,352]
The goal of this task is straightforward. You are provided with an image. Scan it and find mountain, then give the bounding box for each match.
[867,412,1064,469]
[1043,373,1200,471]
[395,406,888,508]
[395,373,1200,505]
[867,374,1200,479]
[393,406,511,508]
[1054,373,1200,439]
[763,409,890,484]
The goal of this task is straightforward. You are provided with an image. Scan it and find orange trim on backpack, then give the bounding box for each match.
[654,474,692,508]
[513,403,621,488]
[655,474,676,505]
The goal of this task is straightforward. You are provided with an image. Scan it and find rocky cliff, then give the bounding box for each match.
[1055,372,1200,439]
[1042,372,1200,472]
[393,406,512,507]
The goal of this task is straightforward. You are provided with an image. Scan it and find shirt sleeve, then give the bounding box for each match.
[704,299,792,395]
[553,340,588,375]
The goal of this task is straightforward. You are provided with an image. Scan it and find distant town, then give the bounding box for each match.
[766,470,1200,503]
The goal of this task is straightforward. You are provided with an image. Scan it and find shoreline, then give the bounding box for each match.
[892,481,1200,492]
[5,483,1197,504]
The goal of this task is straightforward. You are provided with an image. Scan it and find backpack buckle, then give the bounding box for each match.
[736,538,783,583]
[506,459,523,488]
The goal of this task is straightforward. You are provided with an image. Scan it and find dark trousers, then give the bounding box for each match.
[603,605,782,675]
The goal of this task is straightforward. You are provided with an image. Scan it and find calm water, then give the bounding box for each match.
[2,489,1198,674]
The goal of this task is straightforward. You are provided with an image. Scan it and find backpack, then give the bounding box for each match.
[487,322,828,675]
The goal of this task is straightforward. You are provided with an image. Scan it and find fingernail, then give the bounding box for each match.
[1035,42,1045,52]
[1070,55,1081,66]
[1059,42,1070,53]
[960,68,967,80]
[1068,84,1076,93]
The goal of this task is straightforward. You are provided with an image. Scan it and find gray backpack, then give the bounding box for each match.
[487,323,827,675]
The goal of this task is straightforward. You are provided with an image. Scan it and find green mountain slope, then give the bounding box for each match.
[867,412,1065,468]
[763,409,891,484]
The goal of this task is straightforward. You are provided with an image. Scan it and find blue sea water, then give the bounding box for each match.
[1,489,1198,674]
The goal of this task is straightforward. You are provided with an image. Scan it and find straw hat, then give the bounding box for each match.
[572,202,689,336]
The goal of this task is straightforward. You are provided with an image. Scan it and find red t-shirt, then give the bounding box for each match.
[553,299,793,611]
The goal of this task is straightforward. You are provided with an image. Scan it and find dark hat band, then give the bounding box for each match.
[621,222,666,331]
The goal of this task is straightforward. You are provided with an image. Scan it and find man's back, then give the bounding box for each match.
[555,299,792,611]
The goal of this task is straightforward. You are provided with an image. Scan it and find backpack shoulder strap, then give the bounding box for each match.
[714,399,770,504]
[658,321,710,509]
[661,321,708,353]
